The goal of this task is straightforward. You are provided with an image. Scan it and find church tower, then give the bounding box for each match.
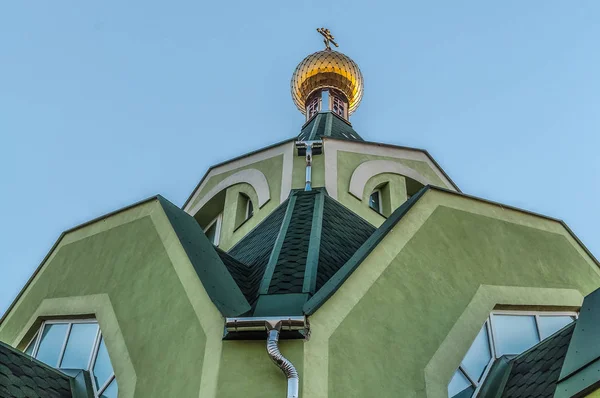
[1,28,599,398]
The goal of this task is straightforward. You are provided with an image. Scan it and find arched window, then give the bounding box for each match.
[448,310,576,397]
[234,193,254,230]
[369,189,382,214]
[306,96,320,119]
[204,213,223,246]
[24,319,118,398]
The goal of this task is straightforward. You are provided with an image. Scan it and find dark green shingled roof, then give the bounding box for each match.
[501,324,575,397]
[225,189,375,315]
[316,195,375,290]
[158,196,251,317]
[268,192,315,294]
[297,112,363,141]
[228,199,290,307]
[304,186,428,314]
[477,324,576,398]
[0,341,73,398]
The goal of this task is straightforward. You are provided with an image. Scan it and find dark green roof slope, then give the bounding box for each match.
[226,189,375,315]
[228,199,290,306]
[298,112,363,141]
[268,192,316,294]
[304,186,428,314]
[0,341,72,398]
[317,195,375,290]
[501,324,575,397]
[215,248,258,307]
[158,196,250,316]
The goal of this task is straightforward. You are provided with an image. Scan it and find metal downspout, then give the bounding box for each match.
[305,143,313,191]
[225,317,306,398]
[267,324,299,398]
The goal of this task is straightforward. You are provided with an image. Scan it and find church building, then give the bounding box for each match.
[1,29,600,398]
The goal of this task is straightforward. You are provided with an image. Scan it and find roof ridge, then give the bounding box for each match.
[302,191,325,294]
[158,196,251,316]
[259,196,298,294]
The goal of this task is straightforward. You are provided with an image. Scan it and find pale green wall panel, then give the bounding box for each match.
[0,208,208,398]
[293,152,325,190]
[191,155,286,250]
[190,154,284,212]
[362,172,407,217]
[335,151,446,227]
[327,206,600,397]
[217,340,304,398]
[221,182,261,250]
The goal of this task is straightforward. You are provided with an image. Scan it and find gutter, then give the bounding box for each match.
[225,316,308,398]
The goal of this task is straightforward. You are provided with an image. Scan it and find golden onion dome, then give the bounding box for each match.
[291,49,364,116]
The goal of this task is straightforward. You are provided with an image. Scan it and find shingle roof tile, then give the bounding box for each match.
[0,341,72,398]
[500,323,575,398]
[226,189,375,315]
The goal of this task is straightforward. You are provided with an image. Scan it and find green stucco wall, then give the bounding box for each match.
[218,340,304,398]
[220,182,261,250]
[363,173,407,218]
[293,152,325,190]
[306,190,600,398]
[191,154,286,250]
[335,151,445,227]
[190,154,284,212]
[0,201,223,398]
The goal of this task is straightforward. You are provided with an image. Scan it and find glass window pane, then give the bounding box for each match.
[538,316,574,340]
[100,378,118,398]
[93,337,114,390]
[493,315,539,356]
[60,323,98,369]
[247,200,253,219]
[448,369,472,397]
[205,223,217,244]
[461,324,492,381]
[369,191,380,212]
[36,324,68,366]
[24,335,36,356]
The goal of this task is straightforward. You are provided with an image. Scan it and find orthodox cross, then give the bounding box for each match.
[317,28,338,50]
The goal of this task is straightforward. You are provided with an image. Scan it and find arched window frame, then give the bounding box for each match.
[203,213,223,246]
[24,319,118,398]
[306,96,321,119]
[449,309,578,397]
[369,188,383,214]
[245,195,254,220]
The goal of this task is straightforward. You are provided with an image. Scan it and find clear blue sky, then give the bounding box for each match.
[1,1,599,317]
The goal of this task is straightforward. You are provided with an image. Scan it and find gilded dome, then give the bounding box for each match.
[291,49,364,116]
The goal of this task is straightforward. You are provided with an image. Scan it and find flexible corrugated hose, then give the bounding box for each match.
[267,329,299,398]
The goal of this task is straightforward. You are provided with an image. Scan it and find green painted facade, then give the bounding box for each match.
[329,198,597,396]
[334,150,450,226]
[0,201,211,397]
[218,340,304,398]
[1,114,598,397]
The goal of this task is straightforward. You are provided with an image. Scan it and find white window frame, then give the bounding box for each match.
[330,94,347,119]
[245,196,254,220]
[306,96,321,119]
[451,309,578,397]
[204,213,223,246]
[24,319,117,398]
[369,189,383,214]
